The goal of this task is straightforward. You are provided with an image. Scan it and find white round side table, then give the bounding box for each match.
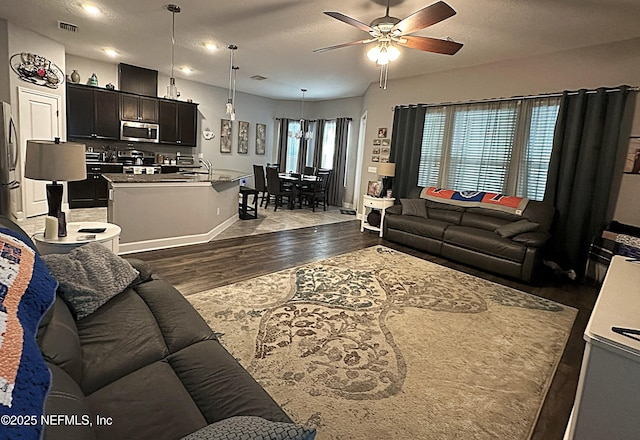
[33,221,121,255]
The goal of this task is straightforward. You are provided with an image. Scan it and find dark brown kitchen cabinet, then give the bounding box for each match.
[159,100,197,147]
[67,84,119,140]
[120,93,158,123]
[68,164,123,208]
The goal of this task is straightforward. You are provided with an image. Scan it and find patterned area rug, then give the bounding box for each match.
[187,246,576,439]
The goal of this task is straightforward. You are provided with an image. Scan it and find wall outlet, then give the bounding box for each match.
[368,166,377,173]
[217,207,220,216]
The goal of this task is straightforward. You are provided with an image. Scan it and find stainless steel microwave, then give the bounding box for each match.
[120,121,159,143]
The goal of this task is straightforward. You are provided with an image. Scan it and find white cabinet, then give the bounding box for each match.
[566,256,640,439]
[360,195,395,238]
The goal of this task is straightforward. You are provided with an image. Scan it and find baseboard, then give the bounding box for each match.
[118,215,239,254]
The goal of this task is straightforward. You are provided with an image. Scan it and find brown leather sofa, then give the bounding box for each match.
[0,217,291,440]
[382,187,554,282]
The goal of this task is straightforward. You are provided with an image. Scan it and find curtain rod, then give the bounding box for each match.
[275,117,353,121]
[394,85,639,110]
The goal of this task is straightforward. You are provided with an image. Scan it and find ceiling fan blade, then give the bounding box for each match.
[324,11,374,33]
[399,35,463,55]
[391,1,456,35]
[313,40,370,53]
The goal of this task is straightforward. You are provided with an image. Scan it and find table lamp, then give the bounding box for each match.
[24,138,86,237]
[377,162,396,198]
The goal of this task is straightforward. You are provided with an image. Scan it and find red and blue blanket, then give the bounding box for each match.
[0,228,57,440]
[420,187,530,215]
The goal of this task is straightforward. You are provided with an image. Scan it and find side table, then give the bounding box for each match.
[361,195,395,238]
[33,221,121,255]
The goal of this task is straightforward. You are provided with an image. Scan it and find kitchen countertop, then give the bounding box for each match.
[103,169,251,184]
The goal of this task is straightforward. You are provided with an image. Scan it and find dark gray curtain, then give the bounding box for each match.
[313,119,326,168]
[276,118,291,172]
[327,117,351,206]
[544,86,635,277]
[389,105,427,198]
[296,120,311,173]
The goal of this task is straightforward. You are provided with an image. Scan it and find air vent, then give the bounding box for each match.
[58,21,79,32]
[250,75,267,81]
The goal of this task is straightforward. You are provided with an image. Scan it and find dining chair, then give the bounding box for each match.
[300,170,330,212]
[252,164,268,207]
[303,166,317,176]
[265,166,293,211]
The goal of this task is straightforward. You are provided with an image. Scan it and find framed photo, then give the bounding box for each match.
[381,147,390,155]
[238,121,249,154]
[373,139,381,146]
[381,138,390,146]
[367,180,382,197]
[256,123,266,155]
[372,155,380,162]
[624,137,640,173]
[372,147,380,155]
[377,127,387,138]
[380,157,389,163]
[220,119,232,153]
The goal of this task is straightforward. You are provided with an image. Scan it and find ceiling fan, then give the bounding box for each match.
[315,0,463,88]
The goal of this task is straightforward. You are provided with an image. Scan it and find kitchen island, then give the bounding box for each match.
[104,169,251,254]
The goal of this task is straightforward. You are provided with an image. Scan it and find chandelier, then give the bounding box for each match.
[226,44,238,120]
[166,4,181,100]
[289,88,313,139]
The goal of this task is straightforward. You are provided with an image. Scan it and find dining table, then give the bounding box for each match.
[278,173,321,209]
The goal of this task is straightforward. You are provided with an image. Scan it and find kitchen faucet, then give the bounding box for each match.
[200,158,212,172]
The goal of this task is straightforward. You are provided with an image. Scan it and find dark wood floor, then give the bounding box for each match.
[130,219,598,440]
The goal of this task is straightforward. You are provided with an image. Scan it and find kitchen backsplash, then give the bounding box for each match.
[79,139,196,162]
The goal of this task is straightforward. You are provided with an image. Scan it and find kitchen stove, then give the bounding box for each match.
[117,149,155,165]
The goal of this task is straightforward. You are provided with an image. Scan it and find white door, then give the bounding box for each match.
[18,87,62,217]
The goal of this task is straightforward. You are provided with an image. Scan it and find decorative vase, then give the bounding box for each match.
[88,73,98,86]
[70,70,80,84]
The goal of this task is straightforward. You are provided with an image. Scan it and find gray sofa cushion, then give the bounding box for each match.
[386,215,451,240]
[400,198,427,218]
[181,416,316,440]
[444,226,526,262]
[495,219,540,238]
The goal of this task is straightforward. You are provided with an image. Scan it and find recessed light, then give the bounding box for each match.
[205,43,217,52]
[180,67,193,74]
[104,49,118,58]
[82,4,101,15]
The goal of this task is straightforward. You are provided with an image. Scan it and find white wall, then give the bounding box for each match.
[358,36,640,226]
[7,23,66,216]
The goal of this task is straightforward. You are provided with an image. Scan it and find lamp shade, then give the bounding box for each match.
[25,139,87,182]
[377,162,396,177]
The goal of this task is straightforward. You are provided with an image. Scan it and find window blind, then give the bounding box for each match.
[417,96,560,200]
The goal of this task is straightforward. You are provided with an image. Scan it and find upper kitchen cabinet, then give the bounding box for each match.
[120,93,158,123]
[159,100,198,147]
[67,84,119,140]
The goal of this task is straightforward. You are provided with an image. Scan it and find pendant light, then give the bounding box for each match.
[289,89,313,139]
[226,44,238,120]
[166,4,181,99]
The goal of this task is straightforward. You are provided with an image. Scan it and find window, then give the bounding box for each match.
[285,120,301,172]
[321,120,337,169]
[417,97,560,200]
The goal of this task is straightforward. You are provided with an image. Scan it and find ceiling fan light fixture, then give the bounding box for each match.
[367,45,381,62]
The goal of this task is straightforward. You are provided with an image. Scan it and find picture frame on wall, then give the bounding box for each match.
[256,123,266,155]
[372,147,380,155]
[377,127,387,138]
[624,136,640,173]
[373,139,381,146]
[220,119,232,153]
[238,121,249,154]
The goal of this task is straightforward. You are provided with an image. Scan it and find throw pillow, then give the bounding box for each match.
[495,219,540,238]
[400,198,427,218]
[42,243,139,320]
[181,416,317,440]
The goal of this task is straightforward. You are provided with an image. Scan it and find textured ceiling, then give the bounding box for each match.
[1,0,639,100]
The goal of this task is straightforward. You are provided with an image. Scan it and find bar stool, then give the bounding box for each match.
[239,186,259,220]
